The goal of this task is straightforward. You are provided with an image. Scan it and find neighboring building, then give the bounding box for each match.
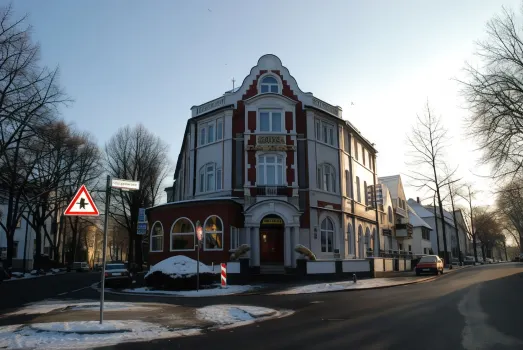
[405,204,433,257]
[408,198,468,260]
[378,175,412,254]
[147,54,383,272]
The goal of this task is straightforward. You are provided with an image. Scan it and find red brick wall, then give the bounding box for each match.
[147,200,244,266]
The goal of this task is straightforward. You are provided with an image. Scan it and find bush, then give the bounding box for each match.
[145,271,218,290]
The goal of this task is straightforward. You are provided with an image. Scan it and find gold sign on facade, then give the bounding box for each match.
[246,135,295,151]
[257,135,285,145]
[262,218,284,225]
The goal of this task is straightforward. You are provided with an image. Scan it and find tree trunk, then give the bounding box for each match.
[5,233,14,270]
[134,234,143,268]
[127,230,134,263]
[437,198,450,265]
[448,186,463,264]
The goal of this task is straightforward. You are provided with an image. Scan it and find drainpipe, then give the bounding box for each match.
[371,155,380,256]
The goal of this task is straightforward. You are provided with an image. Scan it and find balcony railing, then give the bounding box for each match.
[395,223,413,237]
[256,186,288,196]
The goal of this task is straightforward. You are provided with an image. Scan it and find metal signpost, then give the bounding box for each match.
[99,176,140,324]
[195,220,203,291]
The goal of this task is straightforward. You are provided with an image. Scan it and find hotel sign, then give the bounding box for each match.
[257,135,285,145]
[312,97,339,117]
[196,97,226,116]
[262,217,284,225]
[247,135,295,151]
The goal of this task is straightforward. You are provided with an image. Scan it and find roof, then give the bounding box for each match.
[407,199,434,218]
[407,204,432,229]
[378,175,403,199]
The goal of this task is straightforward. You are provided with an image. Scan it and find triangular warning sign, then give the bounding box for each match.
[64,185,100,216]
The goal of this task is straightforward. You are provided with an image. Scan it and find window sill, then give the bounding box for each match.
[198,139,224,148]
[149,250,163,253]
[314,188,338,195]
[170,249,196,252]
[203,249,224,252]
[315,139,337,149]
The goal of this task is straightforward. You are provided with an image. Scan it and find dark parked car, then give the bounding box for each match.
[104,263,132,288]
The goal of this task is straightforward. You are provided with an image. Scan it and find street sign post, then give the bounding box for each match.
[99,176,139,324]
[195,220,203,291]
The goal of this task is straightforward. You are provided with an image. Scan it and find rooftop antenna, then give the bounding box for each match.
[232,77,236,90]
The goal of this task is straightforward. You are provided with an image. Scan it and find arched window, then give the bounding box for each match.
[257,154,284,185]
[204,215,223,251]
[358,225,364,258]
[199,163,222,193]
[388,206,393,223]
[260,76,279,93]
[365,228,371,257]
[317,163,336,193]
[170,218,195,251]
[320,217,334,253]
[150,221,164,252]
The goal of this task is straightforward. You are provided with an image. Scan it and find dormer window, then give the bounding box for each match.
[260,76,279,93]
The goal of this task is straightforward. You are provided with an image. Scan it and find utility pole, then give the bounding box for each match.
[467,186,478,263]
[447,184,463,265]
[100,175,111,324]
[433,195,441,255]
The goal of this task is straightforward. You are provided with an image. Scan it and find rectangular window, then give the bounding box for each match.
[216,168,222,190]
[317,167,322,189]
[343,129,350,153]
[315,120,321,140]
[345,170,351,197]
[408,245,412,252]
[208,123,215,143]
[216,120,223,140]
[369,153,373,170]
[259,110,282,132]
[206,168,215,192]
[355,141,359,160]
[323,125,328,144]
[356,177,361,202]
[329,128,334,146]
[362,148,366,166]
[200,128,206,146]
[230,226,240,250]
[364,181,368,206]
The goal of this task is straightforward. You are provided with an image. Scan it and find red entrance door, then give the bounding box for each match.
[260,228,284,263]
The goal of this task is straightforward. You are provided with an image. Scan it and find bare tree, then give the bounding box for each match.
[497,179,523,252]
[456,184,480,262]
[473,206,504,260]
[406,100,456,264]
[458,5,523,179]
[443,165,464,264]
[0,5,69,268]
[104,124,171,266]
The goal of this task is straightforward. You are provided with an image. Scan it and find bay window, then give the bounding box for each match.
[317,163,336,193]
[315,119,335,146]
[259,110,282,132]
[199,118,224,146]
[257,154,284,185]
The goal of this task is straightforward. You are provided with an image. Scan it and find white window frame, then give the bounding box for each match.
[257,153,285,186]
[259,75,280,94]
[170,217,195,252]
[150,221,164,252]
[258,109,283,133]
[198,163,222,193]
[320,217,335,253]
[317,163,336,193]
[203,215,224,251]
[198,117,224,146]
[316,119,335,146]
[230,226,240,250]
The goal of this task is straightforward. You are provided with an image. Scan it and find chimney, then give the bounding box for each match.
[417,197,420,204]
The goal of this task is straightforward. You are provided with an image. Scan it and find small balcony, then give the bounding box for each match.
[256,186,288,196]
[395,223,413,237]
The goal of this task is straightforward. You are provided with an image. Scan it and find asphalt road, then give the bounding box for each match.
[103,263,522,350]
[1,264,522,350]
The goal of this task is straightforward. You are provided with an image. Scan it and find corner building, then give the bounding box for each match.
[147,54,383,273]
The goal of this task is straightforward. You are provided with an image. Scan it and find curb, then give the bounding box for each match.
[95,266,475,298]
[27,324,131,335]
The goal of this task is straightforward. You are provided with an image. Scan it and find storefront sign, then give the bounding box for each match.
[262,217,283,225]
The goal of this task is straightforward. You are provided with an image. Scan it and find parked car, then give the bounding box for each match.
[73,262,90,272]
[415,255,444,276]
[104,263,132,288]
[464,256,476,265]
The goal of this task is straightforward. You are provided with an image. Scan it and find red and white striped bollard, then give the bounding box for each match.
[221,263,227,288]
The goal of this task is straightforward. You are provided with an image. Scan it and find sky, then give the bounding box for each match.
[7,0,522,211]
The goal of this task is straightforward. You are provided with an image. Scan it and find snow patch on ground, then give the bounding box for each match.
[119,284,256,297]
[0,321,200,350]
[271,277,431,295]
[4,301,154,316]
[145,255,213,279]
[196,305,281,326]
[4,271,65,282]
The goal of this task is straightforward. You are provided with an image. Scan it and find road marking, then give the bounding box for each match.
[458,284,523,350]
[57,285,93,297]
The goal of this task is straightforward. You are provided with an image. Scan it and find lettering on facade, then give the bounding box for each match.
[262,218,284,225]
[196,97,226,116]
[312,97,339,116]
[256,135,285,145]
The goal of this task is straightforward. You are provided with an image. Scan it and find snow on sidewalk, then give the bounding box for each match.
[116,284,258,297]
[4,300,155,316]
[0,320,200,350]
[196,305,279,325]
[271,277,430,295]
